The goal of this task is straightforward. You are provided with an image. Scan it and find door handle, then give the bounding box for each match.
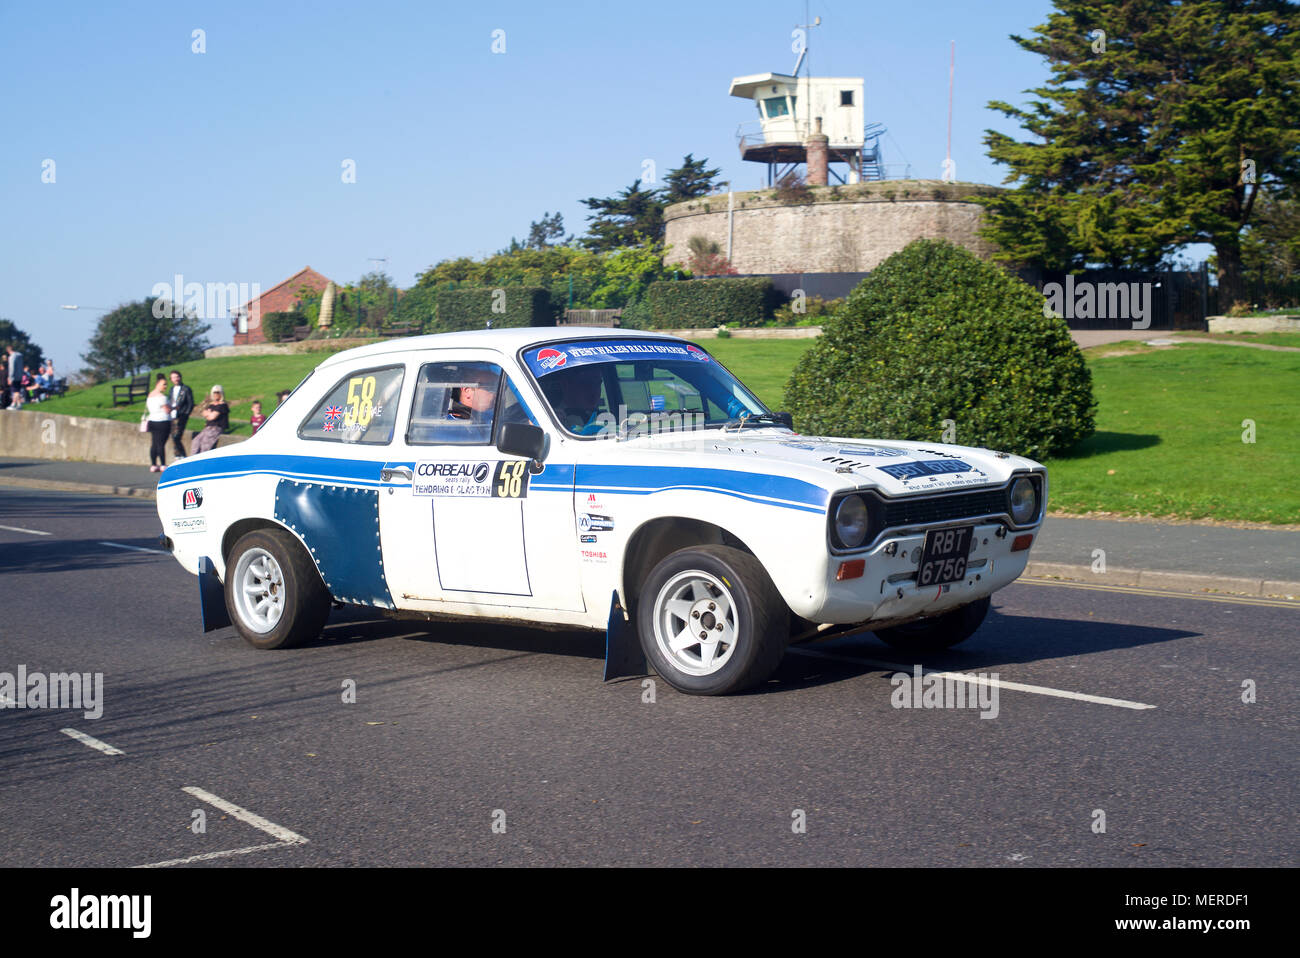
[381,466,413,482]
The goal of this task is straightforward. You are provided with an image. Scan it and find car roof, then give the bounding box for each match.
[314,327,687,370]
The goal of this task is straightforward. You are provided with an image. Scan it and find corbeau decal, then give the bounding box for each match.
[412,460,529,498]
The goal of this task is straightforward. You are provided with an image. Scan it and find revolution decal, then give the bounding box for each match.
[412,460,530,498]
[170,516,207,534]
[524,340,713,377]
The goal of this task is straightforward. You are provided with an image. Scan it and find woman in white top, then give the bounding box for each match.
[145,374,173,472]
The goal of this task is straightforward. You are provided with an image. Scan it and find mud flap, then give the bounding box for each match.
[198,556,231,632]
[603,592,646,681]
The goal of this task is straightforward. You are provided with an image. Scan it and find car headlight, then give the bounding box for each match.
[1008,476,1040,525]
[833,495,870,549]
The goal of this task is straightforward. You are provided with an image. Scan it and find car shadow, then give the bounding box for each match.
[0,537,172,574]
[307,602,1198,697]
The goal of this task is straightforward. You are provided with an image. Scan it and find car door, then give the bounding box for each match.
[377,355,584,613]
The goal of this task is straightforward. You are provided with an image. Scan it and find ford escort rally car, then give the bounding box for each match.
[156,328,1047,695]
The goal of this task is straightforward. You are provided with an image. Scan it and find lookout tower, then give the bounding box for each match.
[730,72,881,186]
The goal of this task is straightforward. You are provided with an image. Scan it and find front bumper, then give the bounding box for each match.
[814,520,1036,625]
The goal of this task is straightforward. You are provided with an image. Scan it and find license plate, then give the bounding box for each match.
[918,526,973,587]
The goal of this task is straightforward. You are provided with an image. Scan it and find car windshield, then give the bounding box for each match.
[522,339,768,438]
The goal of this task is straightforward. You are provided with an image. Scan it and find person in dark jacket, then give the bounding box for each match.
[168,370,195,458]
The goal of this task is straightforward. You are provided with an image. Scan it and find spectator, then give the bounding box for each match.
[144,375,173,472]
[250,400,266,434]
[5,345,24,409]
[191,385,230,454]
[275,389,291,408]
[168,370,195,459]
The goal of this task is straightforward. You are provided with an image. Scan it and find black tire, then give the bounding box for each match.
[875,595,990,653]
[636,545,789,695]
[224,528,330,650]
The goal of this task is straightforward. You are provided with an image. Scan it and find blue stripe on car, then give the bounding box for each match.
[161,456,827,513]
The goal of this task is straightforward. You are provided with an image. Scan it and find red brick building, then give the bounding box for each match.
[233,266,334,345]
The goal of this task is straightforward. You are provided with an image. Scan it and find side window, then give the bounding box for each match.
[299,365,405,444]
[407,361,506,446]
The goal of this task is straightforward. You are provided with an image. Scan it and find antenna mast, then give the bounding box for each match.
[942,41,956,182]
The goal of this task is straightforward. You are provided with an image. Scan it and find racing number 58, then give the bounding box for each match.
[343,375,377,428]
[495,460,527,498]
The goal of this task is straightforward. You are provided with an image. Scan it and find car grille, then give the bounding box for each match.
[880,488,1008,529]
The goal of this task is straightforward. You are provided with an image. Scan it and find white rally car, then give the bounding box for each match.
[157,328,1046,695]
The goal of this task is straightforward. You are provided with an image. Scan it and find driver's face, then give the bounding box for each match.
[460,382,495,411]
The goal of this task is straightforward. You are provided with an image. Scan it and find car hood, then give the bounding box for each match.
[626,429,1040,499]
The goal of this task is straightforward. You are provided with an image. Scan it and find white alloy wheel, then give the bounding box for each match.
[652,570,740,676]
[233,547,286,633]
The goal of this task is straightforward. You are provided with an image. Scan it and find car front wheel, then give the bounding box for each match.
[637,545,789,695]
[874,595,990,653]
[224,528,330,650]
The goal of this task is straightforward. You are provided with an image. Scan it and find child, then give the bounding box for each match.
[250,400,266,434]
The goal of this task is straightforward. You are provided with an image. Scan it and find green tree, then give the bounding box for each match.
[660,153,722,204]
[525,211,569,249]
[0,319,45,369]
[580,180,664,252]
[979,0,1300,304]
[580,155,724,251]
[81,298,210,381]
[1241,188,1300,281]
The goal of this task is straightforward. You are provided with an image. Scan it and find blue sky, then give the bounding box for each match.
[3,0,1074,366]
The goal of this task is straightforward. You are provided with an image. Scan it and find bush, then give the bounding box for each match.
[435,286,555,331]
[771,295,842,326]
[784,239,1096,459]
[261,311,299,343]
[644,277,775,328]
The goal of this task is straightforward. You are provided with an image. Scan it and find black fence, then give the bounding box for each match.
[1011,267,1209,330]
[738,272,872,302]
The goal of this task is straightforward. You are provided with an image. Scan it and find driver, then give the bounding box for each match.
[544,365,606,434]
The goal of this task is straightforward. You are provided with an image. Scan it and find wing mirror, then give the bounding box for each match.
[497,422,546,464]
[773,411,794,429]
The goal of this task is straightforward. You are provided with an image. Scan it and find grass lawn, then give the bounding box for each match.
[1044,344,1300,523]
[704,338,815,407]
[35,353,339,435]
[1173,330,1300,349]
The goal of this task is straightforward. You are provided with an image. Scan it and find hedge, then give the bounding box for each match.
[644,277,776,328]
[435,286,556,332]
[784,239,1096,460]
[261,311,298,342]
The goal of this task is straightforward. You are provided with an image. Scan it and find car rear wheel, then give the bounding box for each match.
[636,545,788,695]
[875,595,990,652]
[225,528,330,650]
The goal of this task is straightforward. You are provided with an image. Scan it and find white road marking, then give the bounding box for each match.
[182,786,309,845]
[0,524,51,536]
[787,648,1158,710]
[60,728,126,755]
[99,540,169,555]
[134,841,296,869]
